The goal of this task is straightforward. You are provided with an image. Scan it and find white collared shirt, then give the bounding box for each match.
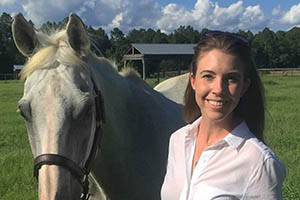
[161,117,286,200]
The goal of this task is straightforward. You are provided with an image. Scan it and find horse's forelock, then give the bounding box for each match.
[20,29,88,80]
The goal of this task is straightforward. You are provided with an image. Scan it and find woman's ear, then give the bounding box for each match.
[190,72,196,90]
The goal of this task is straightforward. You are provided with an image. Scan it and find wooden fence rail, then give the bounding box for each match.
[257,68,300,76]
[1,68,300,81]
[0,73,18,80]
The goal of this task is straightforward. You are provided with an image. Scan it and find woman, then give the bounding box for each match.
[161,31,286,200]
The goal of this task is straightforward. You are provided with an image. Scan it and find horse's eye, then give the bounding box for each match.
[18,99,32,121]
[82,99,94,117]
[73,97,94,120]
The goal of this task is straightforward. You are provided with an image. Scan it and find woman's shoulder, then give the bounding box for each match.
[243,136,286,194]
[243,134,285,175]
[235,123,281,163]
[247,137,279,161]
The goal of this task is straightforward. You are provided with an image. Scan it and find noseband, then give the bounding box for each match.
[33,77,105,200]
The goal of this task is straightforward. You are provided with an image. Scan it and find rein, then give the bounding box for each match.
[33,77,105,200]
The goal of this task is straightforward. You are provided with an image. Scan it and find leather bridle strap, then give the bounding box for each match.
[34,154,86,185]
[84,77,105,173]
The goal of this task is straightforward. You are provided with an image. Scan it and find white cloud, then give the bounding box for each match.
[211,1,244,29]
[0,0,287,34]
[2,0,161,33]
[239,5,268,31]
[0,0,16,6]
[106,13,123,30]
[76,0,161,33]
[157,4,194,32]
[272,5,282,16]
[281,3,300,25]
[157,0,268,33]
[192,0,213,23]
[22,0,84,26]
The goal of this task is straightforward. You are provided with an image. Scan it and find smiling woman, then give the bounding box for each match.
[161,31,286,200]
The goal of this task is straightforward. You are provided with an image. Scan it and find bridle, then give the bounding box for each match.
[33,77,105,200]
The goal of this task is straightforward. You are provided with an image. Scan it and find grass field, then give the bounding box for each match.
[0,76,299,199]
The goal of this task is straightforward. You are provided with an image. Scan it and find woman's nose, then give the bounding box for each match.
[212,78,226,95]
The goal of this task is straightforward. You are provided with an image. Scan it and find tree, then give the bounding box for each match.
[284,27,300,68]
[168,25,200,43]
[237,30,254,41]
[0,12,25,74]
[87,26,111,56]
[152,30,168,43]
[252,28,277,68]
[106,28,130,68]
[126,28,168,44]
[39,17,68,33]
[126,28,146,43]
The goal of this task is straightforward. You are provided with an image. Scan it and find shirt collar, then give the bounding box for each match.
[186,117,201,139]
[224,121,255,150]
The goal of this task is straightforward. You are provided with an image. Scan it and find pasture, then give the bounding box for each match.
[0,76,299,199]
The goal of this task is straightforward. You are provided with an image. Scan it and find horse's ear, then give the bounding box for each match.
[12,13,39,57]
[66,13,90,56]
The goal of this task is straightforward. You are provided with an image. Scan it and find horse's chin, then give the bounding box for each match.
[38,165,82,200]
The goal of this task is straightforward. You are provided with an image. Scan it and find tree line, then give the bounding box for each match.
[1,12,300,76]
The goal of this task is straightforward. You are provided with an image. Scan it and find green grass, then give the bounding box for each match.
[0,80,37,199]
[145,77,167,88]
[0,76,299,199]
[262,76,300,199]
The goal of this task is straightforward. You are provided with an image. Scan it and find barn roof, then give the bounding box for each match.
[13,65,24,71]
[130,43,196,55]
[122,43,197,80]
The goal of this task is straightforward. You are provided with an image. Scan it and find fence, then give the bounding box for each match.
[1,68,300,81]
[0,73,19,80]
[157,68,300,78]
[257,68,300,76]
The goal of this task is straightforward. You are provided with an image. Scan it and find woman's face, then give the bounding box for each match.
[190,48,250,124]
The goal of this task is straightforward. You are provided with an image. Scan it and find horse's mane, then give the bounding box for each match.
[20,28,141,83]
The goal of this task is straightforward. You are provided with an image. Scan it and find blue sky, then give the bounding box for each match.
[1,0,300,34]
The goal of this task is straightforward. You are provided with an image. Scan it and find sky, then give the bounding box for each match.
[1,0,300,34]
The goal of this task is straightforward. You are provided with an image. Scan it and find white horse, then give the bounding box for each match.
[154,73,189,105]
[13,13,185,200]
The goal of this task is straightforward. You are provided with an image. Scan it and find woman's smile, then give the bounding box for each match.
[206,99,227,107]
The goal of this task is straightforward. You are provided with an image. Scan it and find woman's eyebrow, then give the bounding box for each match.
[225,71,242,78]
[227,71,241,75]
[199,70,215,75]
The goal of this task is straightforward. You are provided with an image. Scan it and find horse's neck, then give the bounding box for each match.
[88,55,132,124]
[89,56,126,90]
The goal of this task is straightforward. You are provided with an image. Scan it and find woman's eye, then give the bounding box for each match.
[228,76,239,83]
[202,74,213,80]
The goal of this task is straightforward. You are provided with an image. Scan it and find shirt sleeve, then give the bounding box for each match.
[161,131,187,200]
[243,155,286,200]
[161,134,177,200]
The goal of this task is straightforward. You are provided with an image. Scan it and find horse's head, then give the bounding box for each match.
[13,13,101,200]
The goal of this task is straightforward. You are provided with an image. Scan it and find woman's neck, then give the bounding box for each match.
[198,114,241,146]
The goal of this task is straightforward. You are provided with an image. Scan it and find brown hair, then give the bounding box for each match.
[184,32,265,141]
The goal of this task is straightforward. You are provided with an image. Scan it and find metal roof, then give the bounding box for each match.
[13,65,24,71]
[132,43,196,55]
